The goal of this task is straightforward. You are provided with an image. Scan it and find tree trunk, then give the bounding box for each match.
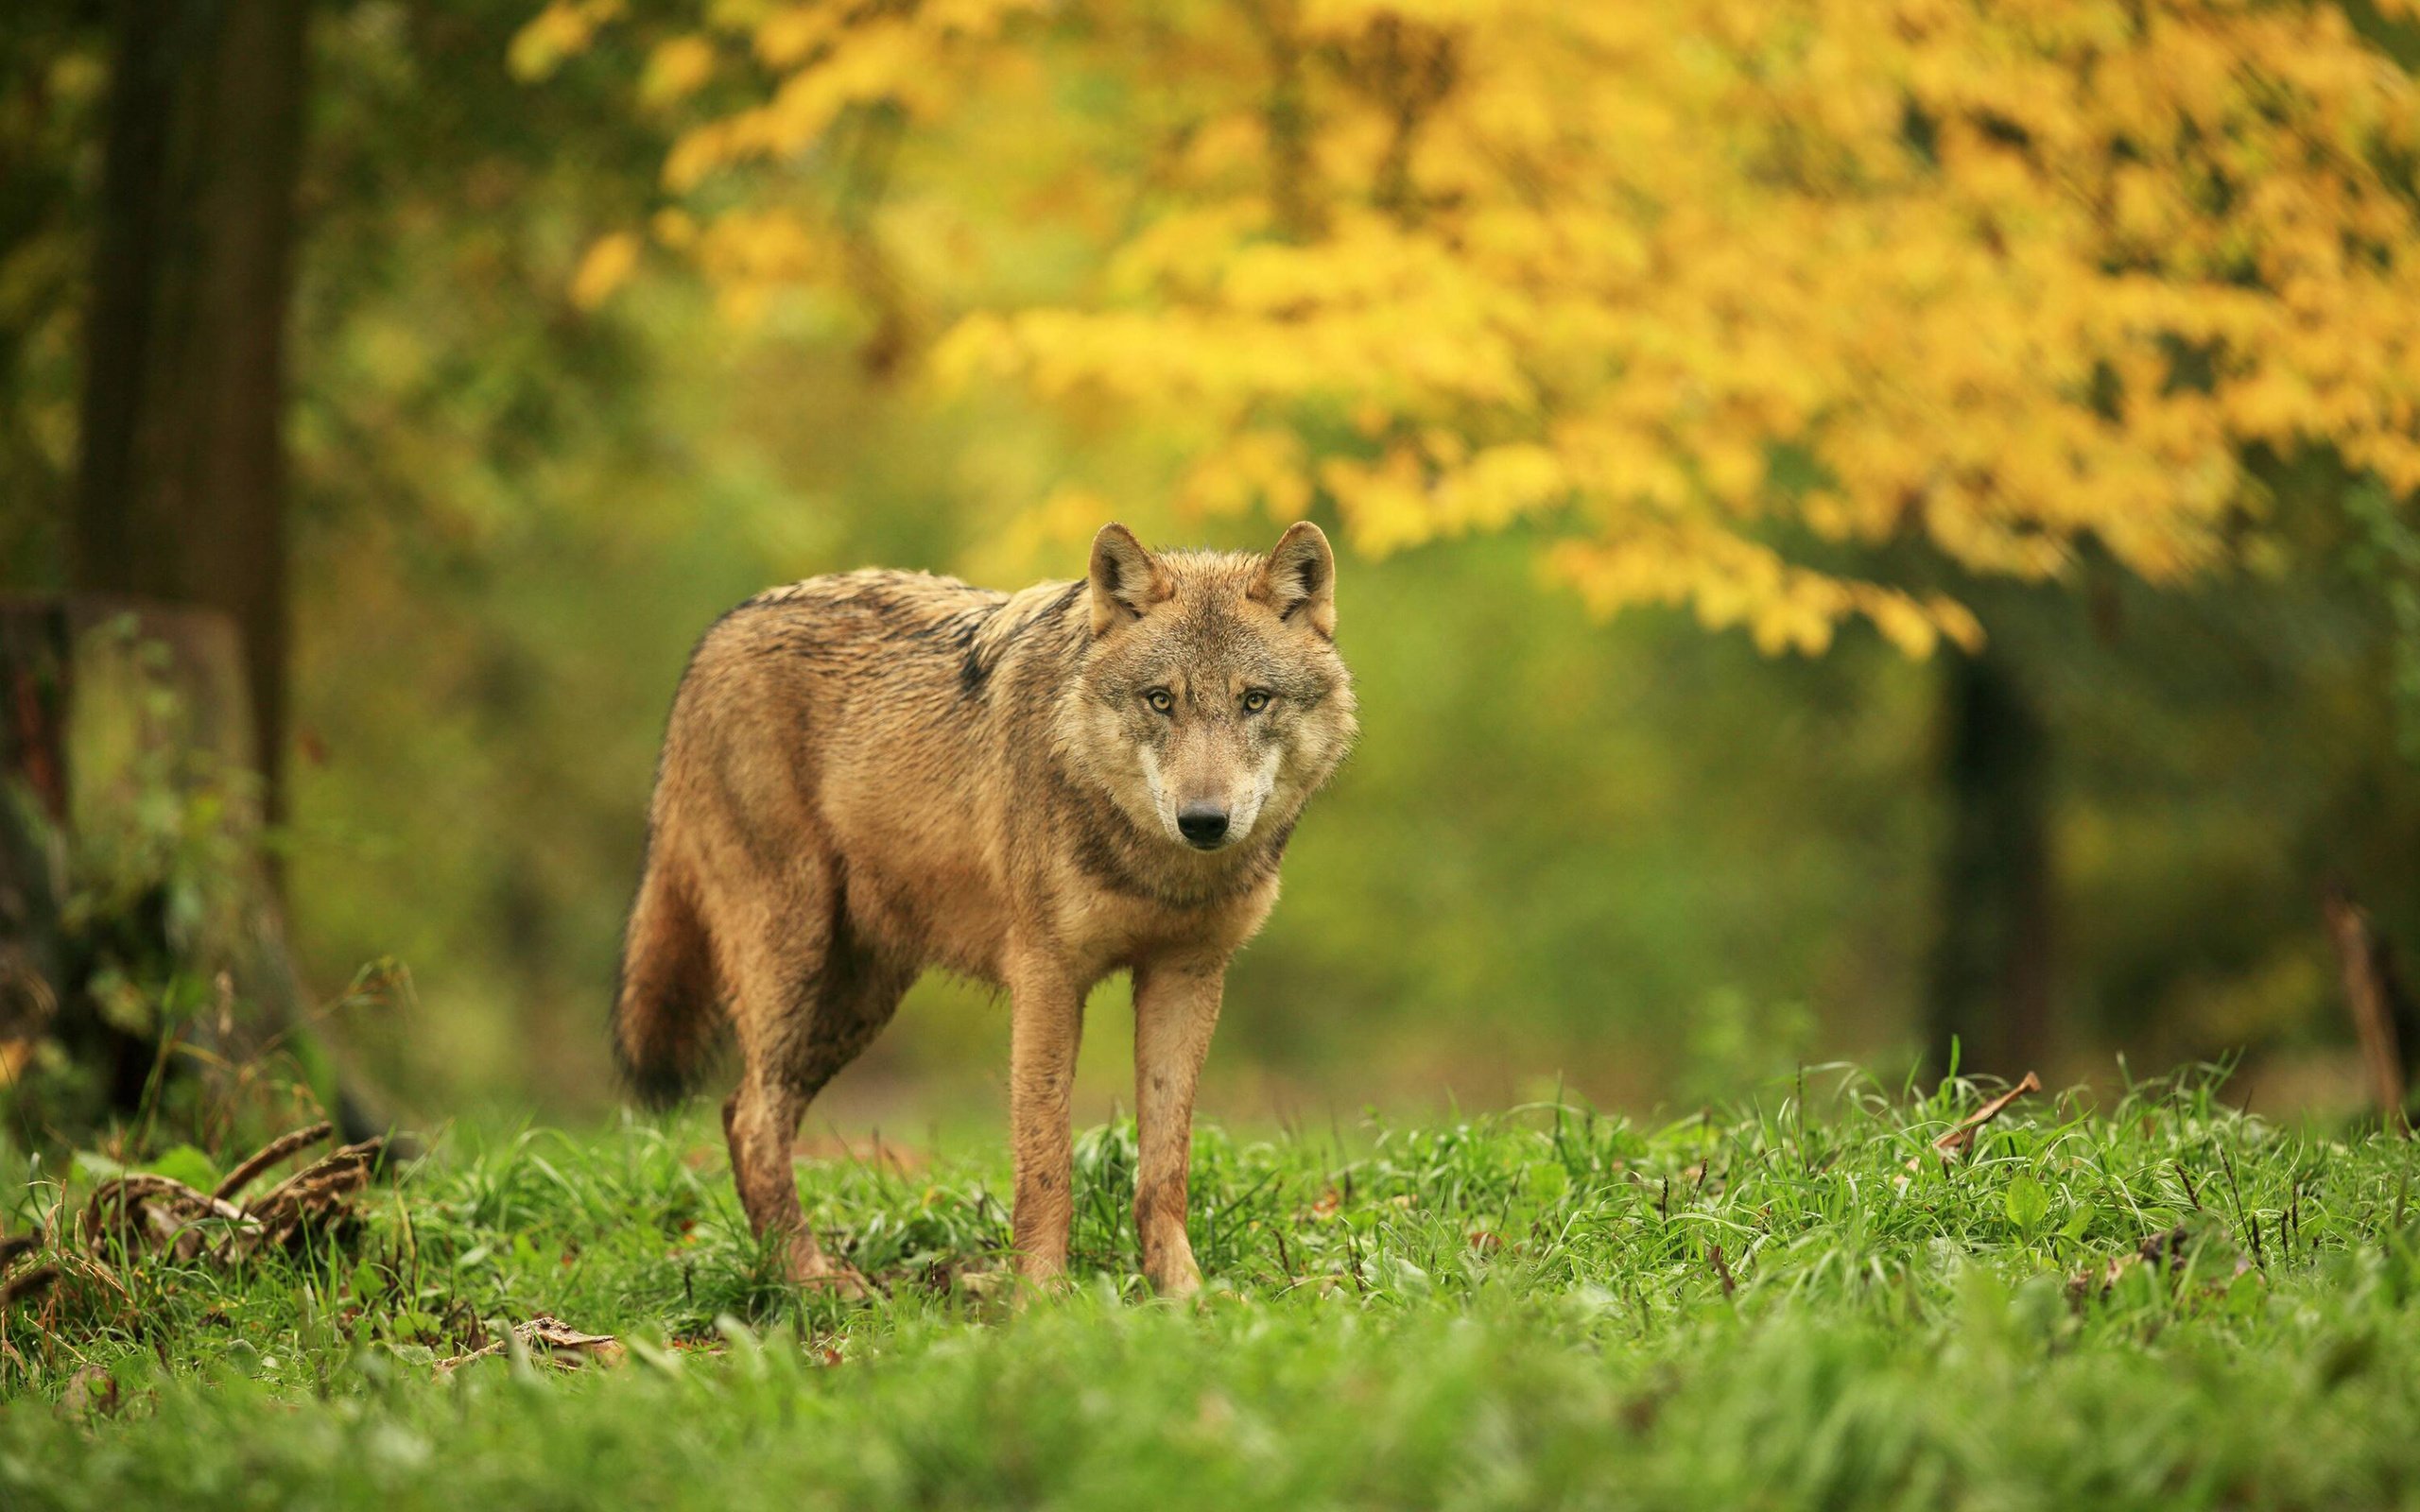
[72,0,308,829]
[1925,650,2055,1082]
[2324,885,2418,1133]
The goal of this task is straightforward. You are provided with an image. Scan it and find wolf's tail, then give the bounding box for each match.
[613,859,717,1108]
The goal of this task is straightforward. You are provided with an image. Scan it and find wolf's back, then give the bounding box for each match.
[609,570,1061,1104]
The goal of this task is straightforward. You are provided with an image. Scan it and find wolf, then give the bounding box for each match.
[612,521,1356,1296]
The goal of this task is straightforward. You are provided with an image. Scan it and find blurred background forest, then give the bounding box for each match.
[5,0,2420,1138]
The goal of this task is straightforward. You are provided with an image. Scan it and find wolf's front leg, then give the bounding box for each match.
[1008,954,1083,1288]
[1132,954,1226,1297]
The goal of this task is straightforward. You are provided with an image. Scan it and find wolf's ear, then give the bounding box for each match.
[1253,521,1336,638]
[1089,522,1173,635]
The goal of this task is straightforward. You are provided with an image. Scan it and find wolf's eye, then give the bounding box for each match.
[1241,689,1272,713]
[1146,688,1175,714]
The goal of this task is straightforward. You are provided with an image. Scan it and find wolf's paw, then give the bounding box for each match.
[1142,1235,1203,1299]
[795,1266,874,1299]
[787,1248,876,1299]
[1008,1261,1075,1310]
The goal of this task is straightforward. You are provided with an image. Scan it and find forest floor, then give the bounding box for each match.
[3,1067,2417,1510]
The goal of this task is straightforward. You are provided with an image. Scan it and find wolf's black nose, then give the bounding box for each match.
[1177,804,1230,848]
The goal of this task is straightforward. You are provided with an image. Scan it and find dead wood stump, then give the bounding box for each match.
[0,595,308,1123]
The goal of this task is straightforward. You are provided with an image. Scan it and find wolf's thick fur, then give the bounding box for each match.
[614,522,1355,1295]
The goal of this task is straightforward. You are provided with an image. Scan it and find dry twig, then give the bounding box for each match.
[211,1121,335,1201]
[435,1315,626,1377]
[78,1123,386,1264]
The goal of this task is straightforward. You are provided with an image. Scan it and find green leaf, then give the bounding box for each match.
[1375,1255,1432,1298]
[70,1149,128,1184]
[2005,1174,2050,1235]
[1526,1161,1571,1203]
[144,1143,220,1193]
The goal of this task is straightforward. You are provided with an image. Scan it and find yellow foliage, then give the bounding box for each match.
[639,35,717,108]
[563,0,2420,655]
[568,231,641,311]
[1179,431,1313,523]
[508,0,623,83]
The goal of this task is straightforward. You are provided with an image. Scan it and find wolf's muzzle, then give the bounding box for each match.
[1176,803,1231,849]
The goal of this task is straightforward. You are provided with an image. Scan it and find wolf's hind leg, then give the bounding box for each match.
[719,902,851,1291]
[722,1070,834,1282]
[724,935,912,1294]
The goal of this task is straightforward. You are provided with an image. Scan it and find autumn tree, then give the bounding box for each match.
[530,0,2420,1072]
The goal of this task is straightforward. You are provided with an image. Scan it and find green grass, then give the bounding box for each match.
[6,1066,2420,1509]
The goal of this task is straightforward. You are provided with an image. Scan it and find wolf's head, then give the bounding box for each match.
[1055,521,1357,862]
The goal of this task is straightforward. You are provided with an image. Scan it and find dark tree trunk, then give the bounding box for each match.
[13,0,329,1137]
[72,0,307,828]
[1925,651,2055,1082]
[2325,885,2420,1132]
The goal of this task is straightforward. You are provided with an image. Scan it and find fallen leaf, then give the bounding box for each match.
[55,1365,120,1421]
[1895,1074,2042,1193]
